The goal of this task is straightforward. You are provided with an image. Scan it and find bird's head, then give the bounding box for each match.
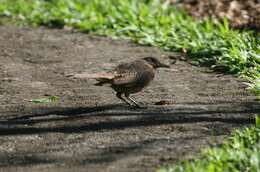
[142,57,169,68]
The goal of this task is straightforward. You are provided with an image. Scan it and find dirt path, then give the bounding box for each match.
[0,25,259,172]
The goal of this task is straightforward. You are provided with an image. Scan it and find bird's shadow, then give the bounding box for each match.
[0,101,258,136]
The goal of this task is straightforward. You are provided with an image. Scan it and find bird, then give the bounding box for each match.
[66,57,169,108]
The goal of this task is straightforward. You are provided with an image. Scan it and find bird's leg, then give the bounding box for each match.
[124,93,141,108]
[116,92,131,106]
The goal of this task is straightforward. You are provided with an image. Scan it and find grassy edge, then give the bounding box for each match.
[157,115,260,172]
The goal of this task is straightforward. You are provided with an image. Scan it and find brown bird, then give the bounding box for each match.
[67,57,169,107]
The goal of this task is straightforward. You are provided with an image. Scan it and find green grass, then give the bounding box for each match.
[29,95,59,104]
[158,115,260,172]
[0,0,259,94]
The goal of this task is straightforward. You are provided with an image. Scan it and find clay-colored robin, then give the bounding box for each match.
[67,57,169,107]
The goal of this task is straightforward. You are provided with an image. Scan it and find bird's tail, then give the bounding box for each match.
[65,72,114,86]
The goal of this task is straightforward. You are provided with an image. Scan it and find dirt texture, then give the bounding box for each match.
[170,0,260,31]
[0,25,259,172]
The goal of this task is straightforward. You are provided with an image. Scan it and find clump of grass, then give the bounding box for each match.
[0,0,259,91]
[29,95,59,104]
[158,115,260,172]
[244,78,260,99]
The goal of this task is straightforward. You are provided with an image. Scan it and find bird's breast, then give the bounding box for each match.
[137,68,155,86]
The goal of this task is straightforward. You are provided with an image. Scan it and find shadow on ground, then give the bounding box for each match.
[1,101,258,135]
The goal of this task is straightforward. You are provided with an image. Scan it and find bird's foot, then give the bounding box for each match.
[132,102,147,109]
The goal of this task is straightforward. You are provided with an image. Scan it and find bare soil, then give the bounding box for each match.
[170,0,260,31]
[0,25,259,172]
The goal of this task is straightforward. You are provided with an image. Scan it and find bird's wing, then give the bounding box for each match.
[65,72,115,79]
[112,72,139,87]
[111,61,141,87]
